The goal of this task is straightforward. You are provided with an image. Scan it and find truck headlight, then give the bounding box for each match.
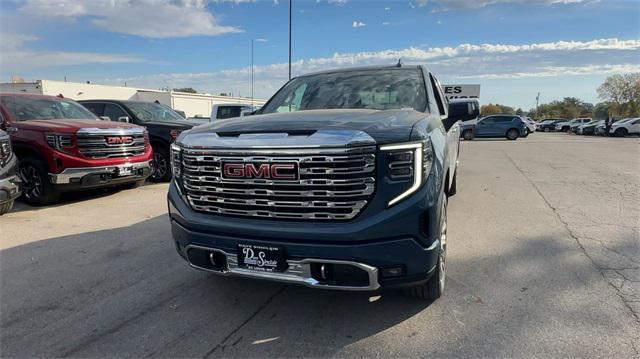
[380,139,433,207]
[170,143,182,179]
[45,133,74,154]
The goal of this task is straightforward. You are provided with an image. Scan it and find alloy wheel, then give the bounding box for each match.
[439,201,447,292]
[152,152,168,180]
[19,164,43,200]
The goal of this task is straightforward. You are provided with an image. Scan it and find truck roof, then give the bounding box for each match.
[300,64,423,77]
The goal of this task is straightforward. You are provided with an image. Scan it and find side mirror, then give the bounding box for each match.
[444,99,480,131]
[117,116,130,123]
[99,116,111,121]
[240,109,256,117]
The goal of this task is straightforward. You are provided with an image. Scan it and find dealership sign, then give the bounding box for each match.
[443,85,481,100]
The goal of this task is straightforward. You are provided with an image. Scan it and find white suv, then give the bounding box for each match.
[555,118,591,132]
[610,118,640,137]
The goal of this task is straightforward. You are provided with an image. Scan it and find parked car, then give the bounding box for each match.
[578,120,603,135]
[555,118,591,132]
[461,114,528,140]
[522,117,536,135]
[210,103,254,121]
[536,119,565,132]
[0,93,153,205]
[0,125,21,215]
[79,100,200,181]
[610,117,640,137]
[168,65,479,301]
[571,118,592,133]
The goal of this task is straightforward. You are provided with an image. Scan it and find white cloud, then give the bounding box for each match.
[384,6,391,10]
[352,21,366,28]
[382,21,391,25]
[0,33,152,75]
[436,20,443,24]
[415,0,591,11]
[328,0,347,4]
[96,38,640,100]
[19,0,242,39]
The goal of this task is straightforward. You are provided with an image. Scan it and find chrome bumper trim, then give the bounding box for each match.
[185,244,380,291]
[49,161,151,184]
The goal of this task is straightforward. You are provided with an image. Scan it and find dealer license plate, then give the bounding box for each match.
[237,243,286,272]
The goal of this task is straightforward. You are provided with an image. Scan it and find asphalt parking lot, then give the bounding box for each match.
[1,133,639,358]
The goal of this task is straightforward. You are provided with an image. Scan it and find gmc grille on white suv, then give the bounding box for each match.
[181,147,376,220]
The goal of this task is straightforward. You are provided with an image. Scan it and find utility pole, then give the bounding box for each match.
[535,92,540,119]
[288,0,292,80]
[251,39,254,106]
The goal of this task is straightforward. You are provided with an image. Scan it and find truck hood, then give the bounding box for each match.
[139,119,199,129]
[14,119,142,133]
[183,109,424,148]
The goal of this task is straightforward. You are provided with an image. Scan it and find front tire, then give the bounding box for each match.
[506,129,519,140]
[448,171,457,197]
[462,130,474,141]
[404,197,447,301]
[614,128,628,137]
[150,146,172,182]
[0,200,14,215]
[19,157,60,206]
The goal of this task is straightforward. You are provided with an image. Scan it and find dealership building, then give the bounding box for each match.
[0,79,267,118]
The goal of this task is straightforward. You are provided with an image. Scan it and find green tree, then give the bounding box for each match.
[481,104,502,115]
[597,73,640,117]
[515,108,524,116]
[173,87,197,93]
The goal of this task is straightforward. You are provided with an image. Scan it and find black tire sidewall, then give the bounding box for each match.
[150,146,172,182]
[19,158,59,206]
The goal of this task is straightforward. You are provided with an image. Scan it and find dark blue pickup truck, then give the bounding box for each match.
[167,65,478,301]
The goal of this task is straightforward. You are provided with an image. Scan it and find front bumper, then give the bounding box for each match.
[168,181,443,291]
[49,160,152,188]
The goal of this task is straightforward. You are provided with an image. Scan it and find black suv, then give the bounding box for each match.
[80,100,199,181]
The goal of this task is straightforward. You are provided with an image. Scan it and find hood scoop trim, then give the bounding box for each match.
[181,129,376,149]
[217,130,317,138]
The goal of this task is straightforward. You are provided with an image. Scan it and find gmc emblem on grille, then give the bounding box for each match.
[222,162,299,181]
[106,136,134,145]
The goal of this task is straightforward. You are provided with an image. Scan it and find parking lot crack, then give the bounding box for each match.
[202,285,286,358]
[504,151,640,325]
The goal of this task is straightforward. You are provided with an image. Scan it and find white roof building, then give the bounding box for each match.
[0,79,267,118]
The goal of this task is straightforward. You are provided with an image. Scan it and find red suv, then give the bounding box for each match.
[0,93,153,205]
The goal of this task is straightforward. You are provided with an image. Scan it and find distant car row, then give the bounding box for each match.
[535,117,640,136]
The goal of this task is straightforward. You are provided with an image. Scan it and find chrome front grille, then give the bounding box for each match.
[0,137,12,167]
[77,128,146,159]
[181,147,376,220]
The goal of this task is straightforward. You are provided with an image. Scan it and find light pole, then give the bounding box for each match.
[289,0,292,80]
[251,39,254,106]
[535,92,540,119]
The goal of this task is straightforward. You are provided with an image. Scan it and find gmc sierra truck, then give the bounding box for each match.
[0,93,153,205]
[79,100,199,182]
[168,65,478,300]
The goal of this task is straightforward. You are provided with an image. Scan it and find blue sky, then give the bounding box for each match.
[1,0,639,110]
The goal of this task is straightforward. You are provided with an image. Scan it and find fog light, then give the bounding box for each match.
[382,267,403,278]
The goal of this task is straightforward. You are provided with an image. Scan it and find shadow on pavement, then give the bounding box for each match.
[1,215,636,357]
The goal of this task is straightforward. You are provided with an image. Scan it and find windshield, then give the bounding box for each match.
[0,95,97,121]
[260,68,427,114]
[126,102,185,122]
